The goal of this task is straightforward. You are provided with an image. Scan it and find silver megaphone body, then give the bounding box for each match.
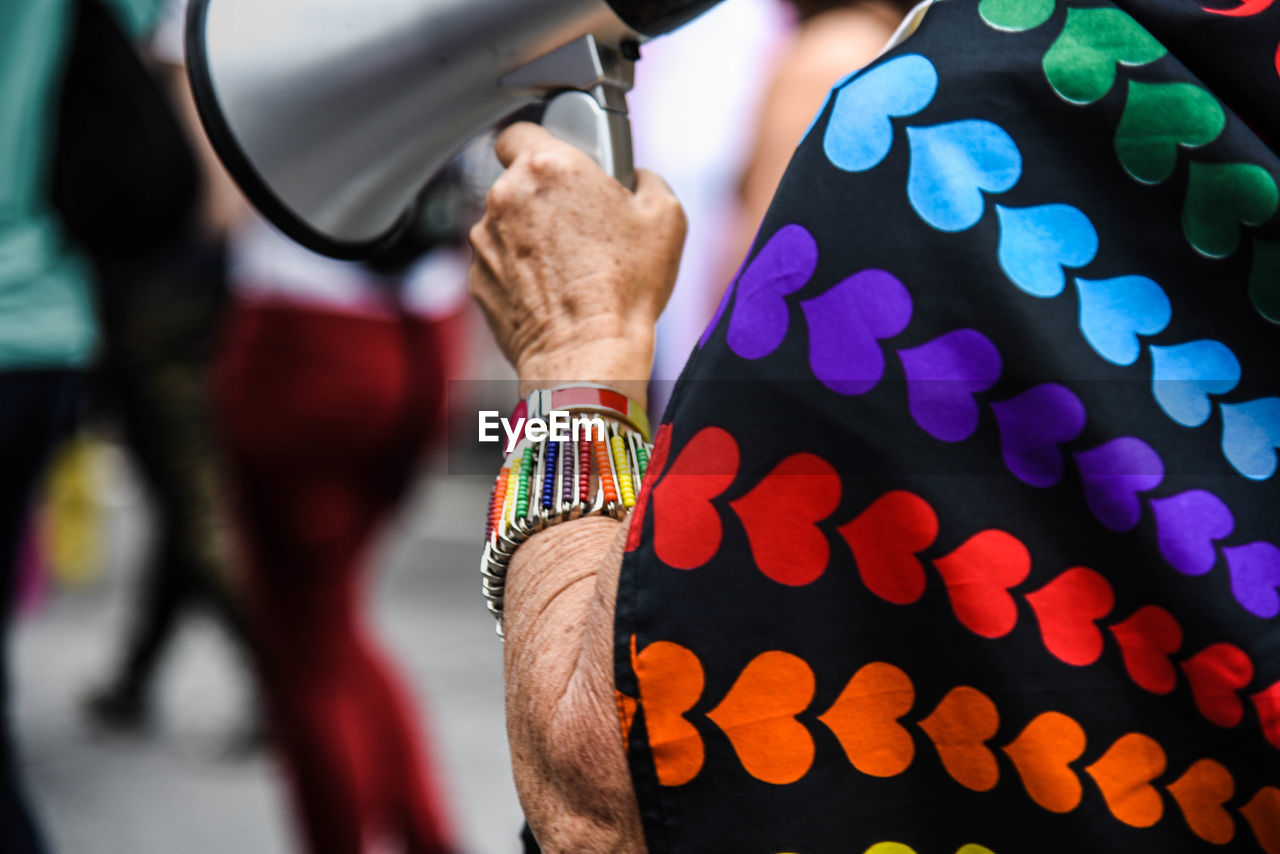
[187,0,720,258]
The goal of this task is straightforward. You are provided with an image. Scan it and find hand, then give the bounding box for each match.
[469,122,687,405]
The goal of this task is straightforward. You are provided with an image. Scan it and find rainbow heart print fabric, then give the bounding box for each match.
[615,1,1280,851]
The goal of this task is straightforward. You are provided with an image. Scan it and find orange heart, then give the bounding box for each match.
[918,685,1001,792]
[634,640,706,786]
[1167,758,1235,844]
[1084,732,1167,827]
[818,661,915,777]
[1002,711,1086,813]
[706,651,816,784]
[1242,786,1280,854]
[615,690,638,752]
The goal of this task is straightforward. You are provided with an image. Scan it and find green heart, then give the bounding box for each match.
[1115,81,1225,184]
[1183,162,1278,258]
[1249,239,1280,324]
[1043,8,1167,104]
[979,0,1055,31]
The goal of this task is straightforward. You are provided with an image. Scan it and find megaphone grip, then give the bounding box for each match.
[541,90,636,190]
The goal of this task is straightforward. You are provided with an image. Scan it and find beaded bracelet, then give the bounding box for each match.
[480,387,653,637]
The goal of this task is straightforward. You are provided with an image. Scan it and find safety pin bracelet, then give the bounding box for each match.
[480,389,653,637]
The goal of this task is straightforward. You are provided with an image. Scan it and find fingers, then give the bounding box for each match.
[489,123,593,218]
[494,121,595,172]
[493,122,550,168]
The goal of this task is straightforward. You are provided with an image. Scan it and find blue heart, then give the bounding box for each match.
[906,121,1021,232]
[996,204,1098,297]
[823,54,938,172]
[1075,275,1171,365]
[1221,397,1280,481]
[1149,340,1240,427]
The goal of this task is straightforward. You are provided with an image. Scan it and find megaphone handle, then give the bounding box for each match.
[541,89,636,191]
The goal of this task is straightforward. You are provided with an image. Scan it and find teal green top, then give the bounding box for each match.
[0,0,162,370]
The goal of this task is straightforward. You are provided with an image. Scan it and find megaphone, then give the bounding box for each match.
[186,0,721,259]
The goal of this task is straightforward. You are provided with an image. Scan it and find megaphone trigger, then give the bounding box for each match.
[500,34,637,190]
[541,90,635,190]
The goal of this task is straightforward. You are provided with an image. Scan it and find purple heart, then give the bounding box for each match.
[1224,542,1280,618]
[1073,437,1165,532]
[800,269,913,395]
[990,383,1087,487]
[897,329,1002,442]
[723,224,819,359]
[1150,490,1235,577]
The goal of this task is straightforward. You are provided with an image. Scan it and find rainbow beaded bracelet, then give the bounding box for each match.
[480,386,653,636]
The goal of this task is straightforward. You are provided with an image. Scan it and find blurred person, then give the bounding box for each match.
[0,0,220,848]
[633,0,912,419]
[79,234,255,734]
[731,0,917,261]
[627,0,789,417]
[78,0,258,737]
[1,0,179,850]
[466,3,1280,853]
[212,213,466,854]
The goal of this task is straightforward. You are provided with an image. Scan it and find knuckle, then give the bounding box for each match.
[485,180,514,213]
[527,148,571,178]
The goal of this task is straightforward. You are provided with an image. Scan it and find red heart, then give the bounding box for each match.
[1025,567,1115,666]
[650,426,739,570]
[1180,643,1255,728]
[1252,678,1280,750]
[627,423,672,553]
[837,491,939,605]
[1108,605,1183,695]
[729,453,841,586]
[932,529,1030,638]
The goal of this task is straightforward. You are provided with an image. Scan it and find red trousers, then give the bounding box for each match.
[214,300,456,854]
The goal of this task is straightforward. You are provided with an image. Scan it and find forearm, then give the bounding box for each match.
[501,296,655,852]
[467,123,684,851]
[503,516,644,853]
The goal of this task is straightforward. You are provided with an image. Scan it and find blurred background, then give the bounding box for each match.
[3,0,908,849]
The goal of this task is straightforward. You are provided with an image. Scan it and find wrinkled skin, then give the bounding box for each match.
[468,122,686,852]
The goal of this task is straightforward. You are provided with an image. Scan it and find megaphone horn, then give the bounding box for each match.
[187,0,721,259]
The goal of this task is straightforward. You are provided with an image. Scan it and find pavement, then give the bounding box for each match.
[13,446,526,854]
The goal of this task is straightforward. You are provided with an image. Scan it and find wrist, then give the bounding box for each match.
[516,335,654,410]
